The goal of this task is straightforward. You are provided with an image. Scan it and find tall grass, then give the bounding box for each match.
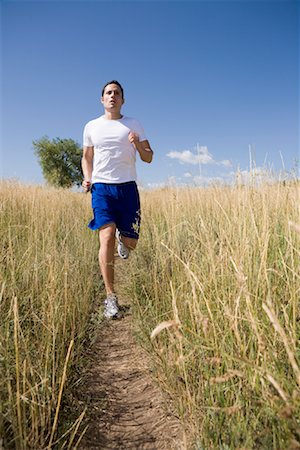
[1,179,299,449]
[0,181,99,449]
[124,180,300,449]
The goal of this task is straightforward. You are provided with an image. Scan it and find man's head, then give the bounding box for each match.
[102,80,124,99]
[101,80,124,113]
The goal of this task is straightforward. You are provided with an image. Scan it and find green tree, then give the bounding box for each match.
[33,136,83,188]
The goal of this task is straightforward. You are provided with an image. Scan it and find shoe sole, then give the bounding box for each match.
[116,231,130,259]
[118,253,129,260]
[117,245,129,259]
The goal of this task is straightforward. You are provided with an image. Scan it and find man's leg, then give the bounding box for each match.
[120,236,138,251]
[116,232,138,259]
[99,223,116,294]
[116,182,140,258]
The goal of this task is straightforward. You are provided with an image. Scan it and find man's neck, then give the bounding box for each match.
[104,110,123,120]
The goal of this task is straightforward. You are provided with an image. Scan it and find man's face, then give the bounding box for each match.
[101,84,124,111]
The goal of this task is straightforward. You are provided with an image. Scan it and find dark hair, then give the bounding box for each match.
[102,80,124,99]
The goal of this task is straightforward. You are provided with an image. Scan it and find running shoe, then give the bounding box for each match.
[103,293,121,319]
[116,229,130,259]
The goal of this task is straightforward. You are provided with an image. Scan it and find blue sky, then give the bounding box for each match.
[1,0,299,188]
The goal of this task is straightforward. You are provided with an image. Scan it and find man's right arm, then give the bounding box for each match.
[81,146,94,192]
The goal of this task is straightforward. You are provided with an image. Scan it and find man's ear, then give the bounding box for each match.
[100,97,104,104]
[122,98,125,105]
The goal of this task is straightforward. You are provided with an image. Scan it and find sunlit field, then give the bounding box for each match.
[1,179,299,449]
[125,179,300,449]
[0,181,99,449]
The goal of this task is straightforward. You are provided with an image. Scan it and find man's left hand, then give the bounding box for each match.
[128,132,153,163]
[128,131,140,146]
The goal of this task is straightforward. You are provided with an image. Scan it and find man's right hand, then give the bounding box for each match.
[82,180,92,192]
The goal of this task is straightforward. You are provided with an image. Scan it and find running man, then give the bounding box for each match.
[81,80,153,319]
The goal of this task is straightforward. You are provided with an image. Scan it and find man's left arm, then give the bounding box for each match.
[128,132,153,163]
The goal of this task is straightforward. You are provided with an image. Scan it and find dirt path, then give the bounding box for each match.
[77,264,185,450]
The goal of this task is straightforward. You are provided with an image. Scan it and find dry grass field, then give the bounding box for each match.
[0,181,99,448]
[126,180,300,449]
[0,179,299,449]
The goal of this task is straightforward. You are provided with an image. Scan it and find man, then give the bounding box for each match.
[81,80,153,319]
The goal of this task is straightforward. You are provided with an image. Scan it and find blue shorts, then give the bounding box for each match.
[88,181,141,239]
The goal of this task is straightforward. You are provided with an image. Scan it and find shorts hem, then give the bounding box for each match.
[88,219,116,231]
[119,229,139,240]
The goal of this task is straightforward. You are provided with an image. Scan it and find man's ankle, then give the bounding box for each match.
[106,291,116,297]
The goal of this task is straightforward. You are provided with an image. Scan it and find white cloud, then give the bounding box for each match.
[144,166,290,191]
[166,146,214,165]
[234,167,279,185]
[146,173,231,190]
[193,175,225,186]
[146,181,167,189]
[167,176,177,186]
[166,145,232,167]
[146,176,179,189]
[219,159,232,168]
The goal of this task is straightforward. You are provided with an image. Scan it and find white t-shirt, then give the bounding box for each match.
[83,115,146,184]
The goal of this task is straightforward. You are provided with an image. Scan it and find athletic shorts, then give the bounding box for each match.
[88,181,141,239]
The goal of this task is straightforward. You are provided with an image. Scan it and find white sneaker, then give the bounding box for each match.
[103,293,121,319]
[116,230,130,259]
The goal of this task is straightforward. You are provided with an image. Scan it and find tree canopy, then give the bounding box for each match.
[33,137,82,188]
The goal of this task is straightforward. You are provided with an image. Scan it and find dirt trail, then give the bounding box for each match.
[78,264,185,450]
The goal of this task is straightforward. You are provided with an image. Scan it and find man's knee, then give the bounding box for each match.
[99,223,116,246]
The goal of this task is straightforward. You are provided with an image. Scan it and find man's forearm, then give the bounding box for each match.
[81,156,93,180]
[135,143,153,163]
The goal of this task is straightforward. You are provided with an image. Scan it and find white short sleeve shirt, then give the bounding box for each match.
[83,115,146,184]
